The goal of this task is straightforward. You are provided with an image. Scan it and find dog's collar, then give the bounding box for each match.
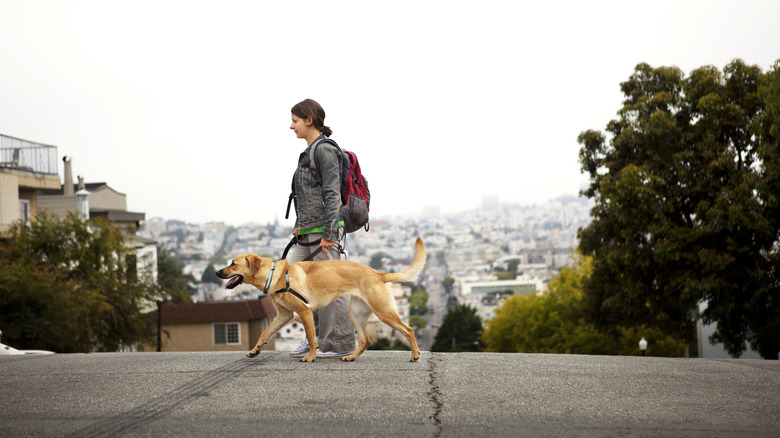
[263,261,276,294]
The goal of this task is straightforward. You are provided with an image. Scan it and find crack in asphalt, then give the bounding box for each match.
[427,355,443,437]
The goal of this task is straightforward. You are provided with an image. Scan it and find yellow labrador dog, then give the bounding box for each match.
[216,238,426,362]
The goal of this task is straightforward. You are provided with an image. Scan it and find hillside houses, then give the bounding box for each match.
[138,195,593,331]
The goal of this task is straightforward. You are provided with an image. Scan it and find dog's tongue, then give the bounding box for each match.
[226,275,242,289]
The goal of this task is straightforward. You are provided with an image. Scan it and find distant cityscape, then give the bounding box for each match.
[138,194,594,327]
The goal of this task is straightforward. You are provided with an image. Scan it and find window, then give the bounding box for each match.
[214,323,240,345]
[19,199,30,223]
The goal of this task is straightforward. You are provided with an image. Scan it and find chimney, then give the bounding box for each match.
[77,175,85,191]
[76,188,90,221]
[63,156,74,196]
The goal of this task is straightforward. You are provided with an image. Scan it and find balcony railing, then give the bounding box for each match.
[0,134,59,176]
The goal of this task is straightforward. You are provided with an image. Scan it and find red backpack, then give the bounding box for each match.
[286,138,370,233]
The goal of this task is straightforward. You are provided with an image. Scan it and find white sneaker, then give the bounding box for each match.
[316,349,351,358]
[290,338,316,356]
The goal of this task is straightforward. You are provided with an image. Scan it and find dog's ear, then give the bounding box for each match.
[247,255,262,274]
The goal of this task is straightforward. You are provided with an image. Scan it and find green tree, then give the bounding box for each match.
[369,252,388,270]
[578,59,780,359]
[201,263,221,285]
[409,315,427,329]
[482,255,685,356]
[368,337,411,351]
[0,213,157,352]
[156,244,192,303]
[441,277,455,294]
[409,290,429,316]
[750,61,780,359]
[432,303,483,352]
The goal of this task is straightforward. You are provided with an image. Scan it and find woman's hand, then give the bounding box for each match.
[321,239,336,251]
[293,228,298,237]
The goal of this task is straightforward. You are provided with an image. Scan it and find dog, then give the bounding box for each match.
[216,237,426,362]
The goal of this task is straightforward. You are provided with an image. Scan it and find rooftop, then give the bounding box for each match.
[153,298,275,325]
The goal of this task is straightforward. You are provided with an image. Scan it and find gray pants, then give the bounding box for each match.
[288,233,355,354]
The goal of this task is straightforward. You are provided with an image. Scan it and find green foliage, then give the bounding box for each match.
[495,271,516,281]
[409,315,427,329]
[0,213,157,352]
[441,276,455,294]
[432,303,483,352]
[408,290,429,316]
[481,255,685,356]
[577,59,780,359]
[368,337,411,351]
[156,244,192,303]
[201,263,222,285]
[369,253,387,270]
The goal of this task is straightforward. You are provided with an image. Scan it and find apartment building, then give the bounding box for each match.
[0,134,61,235]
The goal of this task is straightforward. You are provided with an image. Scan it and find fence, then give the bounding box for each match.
[0,134,59,176]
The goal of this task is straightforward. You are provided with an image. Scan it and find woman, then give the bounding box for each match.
[287,98,355,358]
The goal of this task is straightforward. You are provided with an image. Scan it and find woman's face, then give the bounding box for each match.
[290,113,313,139]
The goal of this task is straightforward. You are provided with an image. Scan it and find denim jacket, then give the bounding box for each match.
[291,135,342,241]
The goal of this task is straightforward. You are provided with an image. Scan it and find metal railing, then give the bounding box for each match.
[0,134,59,176]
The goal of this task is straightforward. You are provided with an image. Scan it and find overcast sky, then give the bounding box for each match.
[2,0,778,226]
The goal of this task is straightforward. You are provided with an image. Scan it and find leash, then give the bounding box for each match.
[261,263,308,305]
[280,236,322,261]
[267,236,344,304]
[280,236,345,262]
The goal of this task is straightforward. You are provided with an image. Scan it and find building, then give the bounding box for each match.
[0,134,61,235]
[146,299,276,352]
[459,275,546,296]
[37,156,145,230]
[274,317,307,352]
[35,154,157,285]
[366,283,413,345]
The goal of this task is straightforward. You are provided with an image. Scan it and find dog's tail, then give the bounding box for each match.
[380,238,426,284]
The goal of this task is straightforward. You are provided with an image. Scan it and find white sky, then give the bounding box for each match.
[1,0,778,226]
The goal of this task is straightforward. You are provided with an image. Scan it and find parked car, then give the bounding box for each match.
[0,330,54,355]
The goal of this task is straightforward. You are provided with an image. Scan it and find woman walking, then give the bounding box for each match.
[287,98,355,357]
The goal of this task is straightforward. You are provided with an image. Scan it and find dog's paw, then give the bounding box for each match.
[341,355,357,362]
[410,355,420,362]
[246,350,259,358]
[300,355,316,363]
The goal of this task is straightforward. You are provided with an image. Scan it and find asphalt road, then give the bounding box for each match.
[2,351,778,437]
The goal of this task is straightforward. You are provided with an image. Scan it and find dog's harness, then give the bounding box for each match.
[262,261,309,304]
[274,273,309,304]
[264,236,346,305]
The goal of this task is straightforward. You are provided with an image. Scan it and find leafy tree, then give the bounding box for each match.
[368,337,411,351]
[409,290,429,316]
[201,263,222,285]
[482,255,685,356]
[750,61,780,359]
[0,213,157,352]
[409,315,427,329]
[578,59,780,358]
[156,244,192,303]
[432,303,483,352]
[369,252,388,270]
[441,277,455,294]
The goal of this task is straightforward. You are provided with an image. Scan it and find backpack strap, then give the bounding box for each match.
[308,138,342,181]
[285,139,338,219]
